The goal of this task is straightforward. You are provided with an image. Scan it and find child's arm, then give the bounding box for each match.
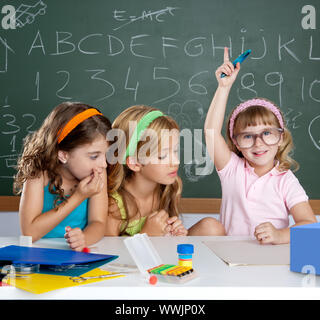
[19,173,88,242]
[104,200,123,236]
[20,169,104,243]
[64,169,107,251]
[204,47,240,171]
[105,206,172,236]
[81,169,108,246]
[254,201,317,244]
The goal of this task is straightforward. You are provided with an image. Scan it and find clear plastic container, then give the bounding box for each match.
[124,234,197,284]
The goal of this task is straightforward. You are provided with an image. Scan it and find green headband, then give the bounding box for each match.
[123,110,164,163]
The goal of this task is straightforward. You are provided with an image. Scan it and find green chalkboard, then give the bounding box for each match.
[0,0,320,198]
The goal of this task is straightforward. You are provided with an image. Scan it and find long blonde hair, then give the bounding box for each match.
[14,102,111,205]
[107,105,182,234]
[226,98,299,172]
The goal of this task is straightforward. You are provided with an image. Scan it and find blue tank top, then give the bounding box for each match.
[42,184,88,238]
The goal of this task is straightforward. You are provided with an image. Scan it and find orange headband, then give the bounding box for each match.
[57,108,102,144]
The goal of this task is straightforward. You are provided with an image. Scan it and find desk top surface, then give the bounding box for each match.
[0,236,319,300]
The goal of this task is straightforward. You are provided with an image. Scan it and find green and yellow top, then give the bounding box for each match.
[110,191,147,236]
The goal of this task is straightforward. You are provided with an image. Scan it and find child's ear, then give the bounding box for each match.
[126,156,142,172]
[58,150,69,164]
[232,139,241,152]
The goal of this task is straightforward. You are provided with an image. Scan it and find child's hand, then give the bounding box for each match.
[75,169,104,199]
[215,47,240,87]
[254,222,282,245]
[142,210,170,236]
[64,226,86,251]
[166,216,188,236]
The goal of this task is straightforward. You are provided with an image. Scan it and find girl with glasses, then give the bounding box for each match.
[204,47,316,244]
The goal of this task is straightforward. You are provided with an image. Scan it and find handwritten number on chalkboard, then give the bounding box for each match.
[56,70,72,100]
[1,114,20,134]
[189,71,209,95]
[125,66,139,101]
[308,115,320,151]
[32,71,40,101]
[265,72,283,107]
[86,69,115,101]
[152,67,180,104]
[237,73,258,102]
[292,112,303,129]
[310,80,320,103]
[9,135,16,153]
[22,113,36,133]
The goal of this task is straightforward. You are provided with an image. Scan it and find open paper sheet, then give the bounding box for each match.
[203,240,289,266]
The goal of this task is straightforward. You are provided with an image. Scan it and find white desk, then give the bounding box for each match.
[0,236,319,300]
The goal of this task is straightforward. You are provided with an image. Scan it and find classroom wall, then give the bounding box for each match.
[0,212,317,237]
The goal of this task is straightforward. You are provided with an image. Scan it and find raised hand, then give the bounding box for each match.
[215,47,240,87]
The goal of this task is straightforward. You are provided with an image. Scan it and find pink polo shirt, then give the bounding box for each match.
[217,152,308,236]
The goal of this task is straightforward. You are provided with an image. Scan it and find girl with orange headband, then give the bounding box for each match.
[205,48,316,244]
[105,105,225,237]
[14,102,112,251]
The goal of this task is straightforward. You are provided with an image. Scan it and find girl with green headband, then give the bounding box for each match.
[105,105,226,237]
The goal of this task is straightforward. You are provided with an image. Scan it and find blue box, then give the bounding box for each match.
[290,222,320,275]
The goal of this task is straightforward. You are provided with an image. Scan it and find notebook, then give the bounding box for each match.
[3,268,124,294]
[0,245,118,266]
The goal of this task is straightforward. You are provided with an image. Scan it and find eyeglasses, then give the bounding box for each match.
[233,128,284,149]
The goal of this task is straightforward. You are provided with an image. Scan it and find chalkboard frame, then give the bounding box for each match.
[1,196,320,214]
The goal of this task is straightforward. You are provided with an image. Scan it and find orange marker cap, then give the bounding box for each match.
[149,275,157,285]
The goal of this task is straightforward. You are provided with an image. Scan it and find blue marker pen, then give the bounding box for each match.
[221,49,251,78]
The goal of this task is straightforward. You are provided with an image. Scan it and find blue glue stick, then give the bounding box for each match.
[221,49,251,78]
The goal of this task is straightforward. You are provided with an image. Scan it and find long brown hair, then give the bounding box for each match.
[107,105,182,234]
[14,102,112,205]
[226,98,299,172]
